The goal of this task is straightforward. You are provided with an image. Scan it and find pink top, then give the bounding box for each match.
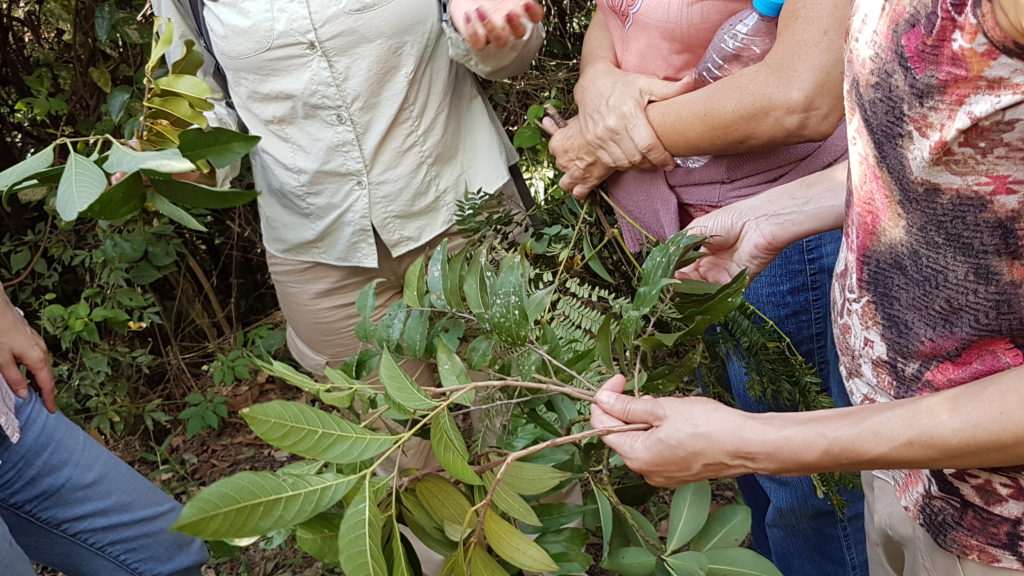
[597,0,848,250]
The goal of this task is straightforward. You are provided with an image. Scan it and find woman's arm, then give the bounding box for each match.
[647,0,847,156]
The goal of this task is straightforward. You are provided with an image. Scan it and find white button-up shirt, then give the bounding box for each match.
[152,0,541,267]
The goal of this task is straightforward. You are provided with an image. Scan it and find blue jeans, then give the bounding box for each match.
[0,392,208,576]
[724,230,868,576]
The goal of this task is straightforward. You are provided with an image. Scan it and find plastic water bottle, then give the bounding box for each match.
[675,0,785,169]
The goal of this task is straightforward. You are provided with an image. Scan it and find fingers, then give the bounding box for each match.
[461,11,488,51]
[541,116,560,136]
[0,353,29,401]
[521,0,545,23]
[595,381,664,426]
[24,334,56,413]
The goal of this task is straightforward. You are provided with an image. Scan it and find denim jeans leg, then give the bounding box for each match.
[0,514,35,576]
[0,392,209,576]
[723,229,868,576]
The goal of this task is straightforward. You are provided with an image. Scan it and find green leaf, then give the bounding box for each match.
[403,254,426,307]
[242,400,397,464]
[601,546,657,576]
[413,475,475,533]
[521,502,594,533]
[153,74,213,100]
[178,127,262,168]
[0,144,54,193]
[435,341,473,406]
[401,491,457,556]
[664,551,710,576]
[171,40,205,76]
[81,170,145,220]
[704,547,783,576]
[426,240,448,308]
[595,488,614,561]
[583,232,615,283]
[484,470,540,526]
[107,85,133,123]
[666,480,712,553]
[465,336,493,371]
[148,191,207,231]
[596,316,616,372]
[525,284,555,323]
[431,408,483,485]
[500,461,571,495]
[357,279,383,319]
[149,177,257,209]
[483,513,559,573]
[295,512,343,563]
[489,255,530,346]
[378,348,438,411]
[402,308,430,359]
[148,17,176,70]
[89,66,112,93]
[338,483,388,576]
[534,527,589,555]
[253,357,327,396]
[172,471,356,539]
[147,96,209,128]
[463,250,489,318]
[469,547,512,576]
[56,150,107,221]
[103,141,196,174]
[95,1,115,40]
[444,245,467,312]
[389,521,415,576]
[689,504,751,552]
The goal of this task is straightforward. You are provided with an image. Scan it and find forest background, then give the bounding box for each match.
[0,0,593,573]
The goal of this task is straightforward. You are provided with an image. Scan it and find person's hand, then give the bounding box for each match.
[450,0,544,50]
[109,140,214,187]
[541,63,689,199]
[0,290,55,412]
[674,198,785,284]
[590,375,758,486]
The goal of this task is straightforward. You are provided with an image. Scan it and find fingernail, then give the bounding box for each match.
[15,389,27,399]
[464,12,473,24]
[475,7,488,21]
[506,12,517,25]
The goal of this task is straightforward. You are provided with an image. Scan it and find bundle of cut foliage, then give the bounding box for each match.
[172,189,851,576]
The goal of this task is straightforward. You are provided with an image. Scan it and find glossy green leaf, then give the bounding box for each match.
[435,339,472,405]
[601,546,657,576]
[148,17,175,70]
[444,245,467,312]
[469,547,512,576]
[0,144,54,193]
[534,527,589,555]
[500,460,572,495]
[172,471,356,539]
[153,74,213,100]
[107,85,133,123]
[484,470,540,526]
[521,502,594,533]
[705,547,783,576]
[81,170,145,220]
[402,308,430,359]
[356,279,383,319]
[689,504,751,552]
[177,127,262,168]
[148,176,257,209]
[463,250,488,318]
[56,150,107,221]
[666,480,712,553]
[426,240,447,308]
[338,483,388,576]
[464,336,493,371]
[489,255,530,346]
[295,512,343,563]
[171,39,205,76]
[431,408,483,485]
[403,254,426,307]
[664,551,710,576]
[242,400,397,464]
[147,96,209,128]
[483,513,559,573]
[147,191,205,230]
[378,348,438,411]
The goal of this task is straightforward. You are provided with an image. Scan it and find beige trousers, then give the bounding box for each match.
[863,472,1023,576]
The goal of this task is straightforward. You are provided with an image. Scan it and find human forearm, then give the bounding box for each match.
[743,160,847,251]
[756,365,1024,475]
[646,0,847,156]
[992,0,1024,43]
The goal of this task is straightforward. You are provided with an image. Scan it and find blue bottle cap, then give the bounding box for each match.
[752,0,784,17]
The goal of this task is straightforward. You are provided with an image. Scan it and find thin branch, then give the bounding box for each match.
[424,379,595,403]
[2,214,52,287]
[528,343,597,391]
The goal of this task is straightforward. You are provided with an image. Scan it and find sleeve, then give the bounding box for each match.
[974,0,1024,60]
[150,0,241,187]
[443,19,545,81]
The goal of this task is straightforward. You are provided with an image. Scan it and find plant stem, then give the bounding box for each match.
[528,344,597,391]
[424,379,596,403]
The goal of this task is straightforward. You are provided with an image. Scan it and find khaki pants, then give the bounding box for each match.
[863,472,1023,576]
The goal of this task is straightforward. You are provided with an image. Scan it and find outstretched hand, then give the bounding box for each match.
[675,199,784,284]
[0,290,55,412]
[450,0,544,51]
[590,375,758,486]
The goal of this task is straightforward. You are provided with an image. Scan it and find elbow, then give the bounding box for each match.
[775,87,846,144]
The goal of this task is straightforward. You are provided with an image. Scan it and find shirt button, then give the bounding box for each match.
[335,113,349,125]
[355,179,367,190]
[305,42,319,54]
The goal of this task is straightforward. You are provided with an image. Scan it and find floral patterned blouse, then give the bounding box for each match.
[834,0,1024,567]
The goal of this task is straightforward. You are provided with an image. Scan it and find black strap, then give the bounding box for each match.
[181,0,232,107]
[507,162,536,213]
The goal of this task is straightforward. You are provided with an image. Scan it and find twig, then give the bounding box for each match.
[424,379,596,403]
[528,344,597,391]
[2,214,52,287]
[468,423,650,550]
